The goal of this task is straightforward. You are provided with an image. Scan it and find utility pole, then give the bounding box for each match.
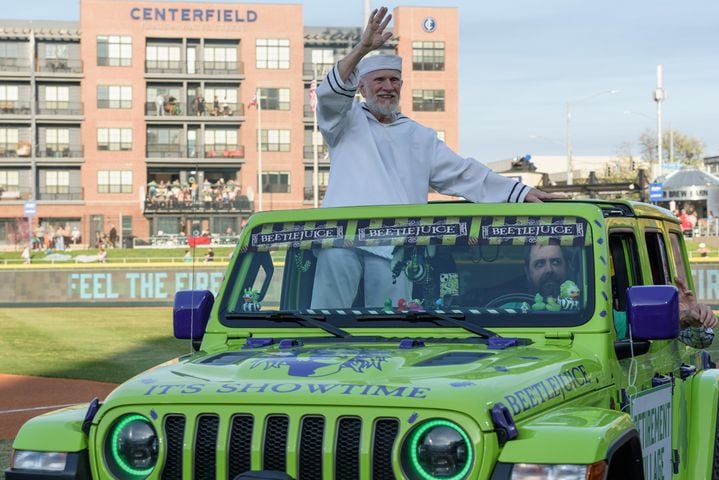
[653,65,665,179]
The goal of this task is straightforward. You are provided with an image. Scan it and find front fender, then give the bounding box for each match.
[12,404,89,452]
[498,406,635,464]
[685,368,719,479]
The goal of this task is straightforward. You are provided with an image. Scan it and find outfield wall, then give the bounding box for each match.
[3,262,719,307]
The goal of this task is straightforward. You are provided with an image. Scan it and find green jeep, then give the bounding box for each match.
[7,200,719,480]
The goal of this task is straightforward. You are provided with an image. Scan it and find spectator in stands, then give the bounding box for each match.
[698,243,709,257]
[98,247,107,263]
[183,249,193,262]
[21,246,31,264]
[71,226,81,246]
[204,247,215,262]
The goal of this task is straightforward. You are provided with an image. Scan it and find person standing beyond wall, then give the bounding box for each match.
[155,93,165,116]
[310,6,558,309]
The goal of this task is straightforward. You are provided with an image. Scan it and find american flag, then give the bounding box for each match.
[309,79,317,113]
[247,94,258,109]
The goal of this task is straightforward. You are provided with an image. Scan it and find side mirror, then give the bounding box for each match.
[173,290,214,345]
[626,285,679,340]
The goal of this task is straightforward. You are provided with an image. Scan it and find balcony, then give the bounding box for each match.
[302,63,333,79]
[37,101,84,116]
[36,146,84,159]
[38,186,83,201]
[0,58,32,74]
[145,60,184,74]
[202,61,244,76]
[303,145,329,160]
[145,101,245,118]
[147,144,187,159]
[37,59,83,74]
[0,186,32,201]
[205,145,245,159]
[144,197,254,213]
[304,186,327,203]
[0,101,31,116]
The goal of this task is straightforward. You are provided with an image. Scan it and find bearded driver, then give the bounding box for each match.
[311,6,558,309]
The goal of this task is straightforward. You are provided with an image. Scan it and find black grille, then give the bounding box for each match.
[153,411,402,479]
[263,415,289,471]
[298,416,325,480]
[194,415,219,480]
[228,415,254,478]
[372,419,399,480]
[335,417,362,480]
[161,415,185,480]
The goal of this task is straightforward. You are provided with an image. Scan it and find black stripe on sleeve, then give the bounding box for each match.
[514,184,529,203]
[507,182,520,203]
[327,68,356,98]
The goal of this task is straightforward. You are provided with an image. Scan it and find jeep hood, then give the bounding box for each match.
[102,341,602,427]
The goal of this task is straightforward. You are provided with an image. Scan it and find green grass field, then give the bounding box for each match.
[0,307,189,477]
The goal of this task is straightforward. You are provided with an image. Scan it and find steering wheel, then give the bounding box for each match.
[485,293,537,309]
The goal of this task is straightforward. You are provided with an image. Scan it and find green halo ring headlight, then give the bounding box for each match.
[402,419,473,480]
[104,414,158,479]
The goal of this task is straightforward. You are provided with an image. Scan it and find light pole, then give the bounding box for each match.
[566,90,618,185]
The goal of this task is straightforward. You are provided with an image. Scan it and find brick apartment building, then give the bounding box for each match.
[0,0,458,247]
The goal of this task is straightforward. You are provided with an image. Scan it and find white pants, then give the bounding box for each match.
[311,248,411,309]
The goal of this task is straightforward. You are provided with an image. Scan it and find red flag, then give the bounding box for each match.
[309,79,317,113]
[247,94,258,109]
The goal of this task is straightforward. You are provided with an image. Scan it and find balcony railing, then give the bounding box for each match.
[304,186,328,202]
[37,59,83,74]
[202,61,244,75]
[302,63,333,78]
[144,197,253,212]
[145,60,184,74]
[36,146,84,158]
[0,101,32,115]
[146,144,187,158]
[303,144,329,159]
[0,186,32,201]
[0,58,32,73]
[145,101,244,117]
[37,102,84,115]
[38,186,83,201]
[205,145,245,159]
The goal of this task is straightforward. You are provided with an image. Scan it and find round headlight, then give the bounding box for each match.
[402,419,473,480]
[104,414,158,479]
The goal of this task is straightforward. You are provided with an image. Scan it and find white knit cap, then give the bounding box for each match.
[357,55,402,78]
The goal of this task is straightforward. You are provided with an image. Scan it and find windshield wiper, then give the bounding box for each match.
[225,311,351,338]
[358,311,498,339]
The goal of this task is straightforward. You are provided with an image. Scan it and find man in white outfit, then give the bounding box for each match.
[310,6,557,309]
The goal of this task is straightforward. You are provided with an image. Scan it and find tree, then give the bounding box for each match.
[638,129,705,167]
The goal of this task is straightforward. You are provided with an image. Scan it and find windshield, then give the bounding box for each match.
[219,215,594,327]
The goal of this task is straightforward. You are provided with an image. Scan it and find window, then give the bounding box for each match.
[412,89,445,112]
[45,86,70,110]
[46,43,69,59]
[0,85,19,102]
[259,87,290,110]
[645,230,671,285]
[310,49,334,76]
[205,129,238,153]
[608,232,642,311]
[97,85,132,109]
[669,231,689,283]
[98,170,133,193]
[45,170,70,194]
[256,39,290,69]
[262,172,290,193]
[46,128,70,152]
[412,41,445,71]
[0,170,20,190]
[97,35,132,66]
[0,128,18,155]
[97,128,132,151]
[259,129,290,152]
[0,43,19,59]
[146,45,181,70]
[204,46,237,71]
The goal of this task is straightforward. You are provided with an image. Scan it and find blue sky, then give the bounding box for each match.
[5,0,718,163]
